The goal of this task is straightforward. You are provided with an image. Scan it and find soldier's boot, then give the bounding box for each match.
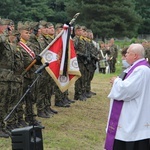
[74,94,86,101]
[25,117,44,129]
[0,120,9,138]
[89,91,96,95]
[64,97,75,104]
[50,107,58,114]
[45,106,58,115]
[84,91,92,98]
[44,108,54,117]
[55,100,70,107]
[37,110,50,118]
[0,129,9,138]
[17,119,28,127]
[5,122,18,136]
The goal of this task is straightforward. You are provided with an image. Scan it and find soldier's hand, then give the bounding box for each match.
[35,55,42,65]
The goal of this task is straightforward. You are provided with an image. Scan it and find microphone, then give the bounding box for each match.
[35,62,49,74]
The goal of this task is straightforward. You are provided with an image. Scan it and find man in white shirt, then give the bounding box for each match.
[105,43,150,150]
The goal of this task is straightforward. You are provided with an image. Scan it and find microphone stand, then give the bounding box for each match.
[4,62,49,150]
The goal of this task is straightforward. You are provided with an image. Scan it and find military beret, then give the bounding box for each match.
[81,26,87,31]
[74,24,81,30]
[17,21,30,31]
[29,22,39,29]
[0,19,14,25]
[39,20,47,28]
[47,22,54,28]
[99,41,104,44]
[55,23,63,29]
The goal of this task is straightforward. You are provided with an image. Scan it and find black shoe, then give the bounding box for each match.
[63,98,72,104]
[45,106,57,115]
[29,120,45,129]
[90,91,96,95]
[84,92,92,98]
[37,110,50,118]
[0,130,9,138]
[45,109,54,117]
[18,120,28,127]
[6,124,17,133]
[74,95,86,101]
[50,107,58,114]
[66,98,75,103]
[55,101,70,107]
[25,117,42,124]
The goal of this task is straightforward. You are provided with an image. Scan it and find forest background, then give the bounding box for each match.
[0,0,149,41]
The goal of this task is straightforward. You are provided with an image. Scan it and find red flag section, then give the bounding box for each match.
[40,24,81,92]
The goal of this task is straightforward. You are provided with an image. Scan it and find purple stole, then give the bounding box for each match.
[104,59,149,150]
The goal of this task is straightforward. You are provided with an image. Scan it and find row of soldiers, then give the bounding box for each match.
[0,18,101,138]
[0,19,73,138]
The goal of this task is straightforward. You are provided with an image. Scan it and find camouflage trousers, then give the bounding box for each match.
[86,63,96,92]
[23,78,35,121]
[74,62,87,96]
[36,71,53,111]
[54,84,63,103]
[0,81,10,128]
[7,78,24,125]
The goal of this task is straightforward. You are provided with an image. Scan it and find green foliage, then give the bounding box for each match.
[65,0,142,39]
[0,0,149,39]
[135,0,150,34]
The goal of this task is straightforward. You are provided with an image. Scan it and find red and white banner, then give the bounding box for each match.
[40,24,81,92]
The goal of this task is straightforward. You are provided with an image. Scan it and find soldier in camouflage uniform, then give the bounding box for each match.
[86,29,98,96]
[37,21,58,113]
[82,28,92,99]
[0,19,17,137]
[17,22,42,127]
[29,21,51,118]
[73,25,88,101]
[5,29,28,133]
[108,38,118,73]
[45,22,60,111]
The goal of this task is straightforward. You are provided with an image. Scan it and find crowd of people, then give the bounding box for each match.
[0,18,106,138]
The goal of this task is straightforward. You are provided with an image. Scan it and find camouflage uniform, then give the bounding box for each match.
[6,38,26,128]
[86,38,99,94]
[17,22,42,126]
[108,38,118,73]
[73,34,87,100]
[83,37,92,98]
[37,21,55,115]
[29,32,50,118]
[0,23,15,137]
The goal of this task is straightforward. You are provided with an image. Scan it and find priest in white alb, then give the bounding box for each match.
[104,43,150,150]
